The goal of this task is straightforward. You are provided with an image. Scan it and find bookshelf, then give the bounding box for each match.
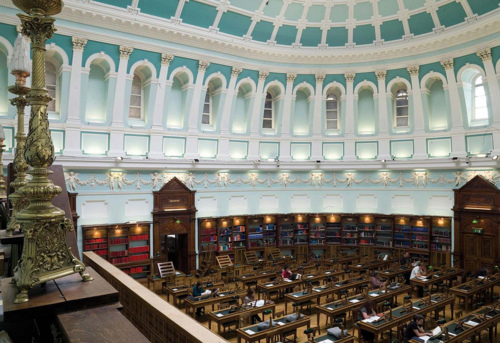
[309,215,326,246]
[262,215,277,246]
[341,216,358,247]
[325,214,341,245]
[232,217,246,249]
[358,215,375,246]
[218,218,234,252]
[278,215,294,248]
[127,223,151,277]
[431,217,451,252]
[109,225,129,265]
[375,217,393,248]
[199,219,217,254]
[83,226,108,259]
[393,216,411,249]
[294,214,309,246]
[411,217,430,251]
[248,217,264,249]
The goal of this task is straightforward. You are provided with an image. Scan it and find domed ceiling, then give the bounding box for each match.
[93,0,499,48]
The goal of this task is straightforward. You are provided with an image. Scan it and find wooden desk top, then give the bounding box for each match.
[379,265,413,279]
[57,304,149,342]
[2,267,118,322]
[350,259,394,272]
[185,289,246,308]
[307,333,355,343]
[237,314,310,342]
[208,301,276,324]
[164,280,224,296]
[449,276,500,295]
[410,269,464,287]
[238,271,278,283]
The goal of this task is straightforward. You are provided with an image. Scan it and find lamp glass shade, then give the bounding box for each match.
[10,33,31,73]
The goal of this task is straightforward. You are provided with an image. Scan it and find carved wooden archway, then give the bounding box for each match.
[152,177,196,274]
[453,175,500,273]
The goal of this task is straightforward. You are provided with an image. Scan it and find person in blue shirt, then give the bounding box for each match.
[193,281,204,297]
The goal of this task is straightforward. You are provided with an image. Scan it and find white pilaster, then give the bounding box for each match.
[478,49,500,125]
[152,54,173,130]
[376,70,390,160]
[344,73,356,161]
[111,46,133,128]
[187,60,210,133]
[248,71,269,160]
[220,67,242,135]
[440,59,464,131]
[281,73,296,138]
[407,65,427,159]
[313,74,325,137]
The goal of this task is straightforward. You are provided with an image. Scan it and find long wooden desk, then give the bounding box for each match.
[357,293,454,343]
[379,265,413,281]
[350,259,394,273]
[324,255,361,269]
[330,276,371,298]
[147,270,186,294]
[237,271,279,286]
[410,268,464,293]
[307,333,355,343]
[285,285,341,315]
[449,275,500,311]
[208,301,276,333]
[317,285,412,331]
[410,304,500,343]
[255,272,328,300]
[185,289,246,317]
[164,280,225,307]
[236,314,311,343]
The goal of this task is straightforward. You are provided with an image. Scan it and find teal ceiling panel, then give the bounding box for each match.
[326,27,348,47]
[181,1,217,29]
[82,40,119,69]
[453,53,484,75]
[46,34,74,63]
[275,25,298,45]
[263,0,283,17]
[467,0,500,16]
[353,24,376,45]
[418,62,445,82]
[139,0,178,19]
[300,27,322,47]
[386,69,411,86]
[94,0,130,8]
[378,0,399,17]
[219,11,252,37]
[403,0,426,11]
[354,72,377,88]
[237,69,259,84]
[265,72,287,87]
[252,20,274,42]
[204,63,232,83]
[408,11,434,36]
[380,19,404,42]
[354,2,374,21]
[127,49,161,76]
[294,74,316,88]
[307,5,326,22]
[284,3,305,21]
[437,2,466,27]
[0,23,17,45]
[330,4,349,23]
[166,56,199,83]
[323,74,347,90]
[230,0,261,12]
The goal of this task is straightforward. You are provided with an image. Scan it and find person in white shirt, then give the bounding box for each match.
[410,263,426,279]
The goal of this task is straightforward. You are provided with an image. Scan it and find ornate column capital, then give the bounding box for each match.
[161,53,174,66]
[375,70,387,81]
[286,73,297,83]
[259,71,269,81]
[315,74,326,83]
[198,60,210,72]
[407,65,419,77]
[477,48,492,62]
[231,67,243,78]
[119,46,134,59]
[72,37,87,52]
[344,73,355,83]
[440,59,454,70]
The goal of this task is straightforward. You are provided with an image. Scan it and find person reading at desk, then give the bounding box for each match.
[358,300,381,343]
[193,281,219,317]
[244,289,262,324]
[370,270,387,290]
[410,263,427,297]
[282,266,301,281]
[400,251,414,283]
[404,314,433,343]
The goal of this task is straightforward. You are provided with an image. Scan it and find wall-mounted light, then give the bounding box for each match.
[205,220,211,228]
[492,155,498,160]
[438,218,444,225]
[381,159,387,163]
[298,215,302,221]
[222,220,227,227]
[235,219,240,225]
[115,156,123,161]
[265,216,271,223]
[315,216,320,223]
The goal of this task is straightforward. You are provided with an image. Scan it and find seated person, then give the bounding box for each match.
[474,267,489,278]
[400,251,412,266]
[357,300,381,343]
[370,270,387,290]
[404,314,433,343]
[244,289,262,324]
[192,281,219,316]
[410,263,427,297]
[282,266,301,281]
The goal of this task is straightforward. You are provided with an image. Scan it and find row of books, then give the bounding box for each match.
[85,243,108,250]
[85,238,107,244]
[130,234,149,241]
[130,245,149,254]
[109,250,128,258]
[110,237,128,245]
[130,254,149,261]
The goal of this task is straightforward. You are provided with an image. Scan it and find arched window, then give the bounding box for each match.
[326,93,338,130]
[394,88,409,127]
[473,75,488,120]
[202,88,212,125]
[262,92,273,129]
[129,74,142,119]
[45,61,57,112]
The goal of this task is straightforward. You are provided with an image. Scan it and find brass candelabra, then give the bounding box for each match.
[11,0,92,304]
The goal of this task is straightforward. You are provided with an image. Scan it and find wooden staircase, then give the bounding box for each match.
[196,249,215,278]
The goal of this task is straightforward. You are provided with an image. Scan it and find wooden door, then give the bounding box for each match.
[464,234,480,272]
[463,234,496,272]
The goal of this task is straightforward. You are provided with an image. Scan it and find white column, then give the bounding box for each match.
[344,73,356,161]
[111,46,133,127]
[220,67,242,135]
[187,60,210,133]
[376,70,390,160]
[279,73,296,162]
[407,65,427,159]
[63,37,87,156]
[66,37,86,125]
[311,74,325,160]
[440,59,464,131]
[478,49,500,124]
[248,71,268,160]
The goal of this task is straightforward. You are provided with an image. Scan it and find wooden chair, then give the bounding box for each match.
[265,331,281,343]
[274,310,285,319]
[292,301,312,315]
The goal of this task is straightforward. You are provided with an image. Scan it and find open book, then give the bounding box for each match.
[419,326,442,342]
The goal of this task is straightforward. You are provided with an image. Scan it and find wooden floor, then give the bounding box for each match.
[139,279,500,343]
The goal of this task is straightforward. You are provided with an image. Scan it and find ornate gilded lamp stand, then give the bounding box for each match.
[0,128,6,199]
[11,0,92,304]
[7,33,31,237]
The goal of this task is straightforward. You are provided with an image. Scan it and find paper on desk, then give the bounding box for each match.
[314,289,322,292]
[284,279,292,282]
[477,276,485,279]
[245,330,256,335]
[265,284,274,287]
[216,313,223,317]
[293,295,299,297]
[419,335,431,342]
[325,271,331,274]
[350,299,361,303]
[362,316,381,323]
[448,332,457,336]
[418,277,429,281]
[318,340,334,343]
[413,306,420,310]
[370,293,380,297]
[465,320,479,326]
[276,322,285,326]
[172,288,178,291]
[357,264,362,267]
[307,275,313,278]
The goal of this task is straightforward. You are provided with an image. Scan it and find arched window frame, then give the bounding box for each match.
[129,74,143,120]
[394,88,409,128]
[202,86,213,125]
[472,75,488,121]
[262,92,274,129]
[45,60,58,113]
[325,92,339,130]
